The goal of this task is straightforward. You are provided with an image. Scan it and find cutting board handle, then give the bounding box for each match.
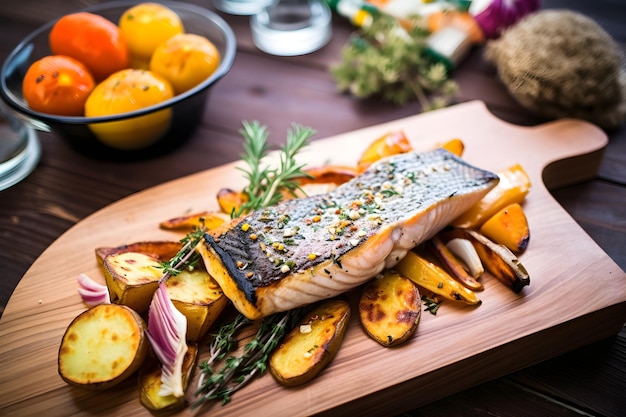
[329,100,609,190]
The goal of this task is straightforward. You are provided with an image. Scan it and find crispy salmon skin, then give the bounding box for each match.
[198,148,499,319]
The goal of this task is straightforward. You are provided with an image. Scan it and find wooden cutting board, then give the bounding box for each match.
[1,101,625,417]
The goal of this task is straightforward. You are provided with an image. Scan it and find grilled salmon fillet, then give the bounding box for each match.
[198,148,499,319]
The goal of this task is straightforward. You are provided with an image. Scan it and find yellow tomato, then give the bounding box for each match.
[85,69,174,150]
[150,33,220,95]
[118,2,184,61]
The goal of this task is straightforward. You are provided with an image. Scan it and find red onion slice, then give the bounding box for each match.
[146,283,188,397]
[76,273,110,306]
[470,0,541,39]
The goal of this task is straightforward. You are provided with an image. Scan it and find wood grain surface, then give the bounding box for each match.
[1,1,625,416]
[1,101,624,417]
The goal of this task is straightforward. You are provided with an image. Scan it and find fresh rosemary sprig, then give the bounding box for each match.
[192,308,304,408]
[331,13,458,111]
[191,122,314,409]
[234,121,315,217]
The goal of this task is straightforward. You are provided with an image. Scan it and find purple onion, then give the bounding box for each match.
[471,0,541,39]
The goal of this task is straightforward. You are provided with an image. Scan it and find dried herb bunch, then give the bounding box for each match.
[331,13,458,111]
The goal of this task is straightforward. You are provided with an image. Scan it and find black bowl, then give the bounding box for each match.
[0,0,236,161]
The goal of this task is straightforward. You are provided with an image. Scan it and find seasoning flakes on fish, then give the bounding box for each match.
[198,148,499,319]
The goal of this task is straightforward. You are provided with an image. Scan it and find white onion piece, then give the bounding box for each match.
[470,0,540,39]
[76,273,110,306]
[146,283,188,397]
[446,238,484,278]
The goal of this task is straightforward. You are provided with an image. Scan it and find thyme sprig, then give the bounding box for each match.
[158,224,205,284]
[192,308,304,408]
[422,295,442,315]
[234,121,315,217]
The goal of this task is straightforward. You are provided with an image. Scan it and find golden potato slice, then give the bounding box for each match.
[103,252,163,313]
[165,267,229,342]
[269,299,350,386]
[139,344,198,411]
[58,304,148,390]
[359,271,421,347]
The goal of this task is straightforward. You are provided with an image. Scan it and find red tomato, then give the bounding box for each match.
[22,55,95,116]
[49,12,129,81]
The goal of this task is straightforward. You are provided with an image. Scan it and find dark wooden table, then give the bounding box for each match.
[1,1,624,416]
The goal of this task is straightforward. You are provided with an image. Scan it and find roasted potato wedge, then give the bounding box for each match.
[159,211,230,232]
[452,163,531,229]
[138,344,198,411]
[359,271,421,347]
[479,203,530,253]
[285,165,359,199]
[103,252,163,313]
[467,229,530,293]
[217,188,248,215]
[165,267,229,342]
[95,241,182,264]
[269,299,351,386]
[297,165,357,186]
[58,304,149,390]
[428,236,483,291]
[395,250,482,305]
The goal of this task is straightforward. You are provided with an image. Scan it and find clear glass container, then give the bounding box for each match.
[213,0,273,16]
[0,101,40,191]
[251,0,332,56]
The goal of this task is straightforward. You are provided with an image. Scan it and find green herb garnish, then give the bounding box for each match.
[234,121,315,217]
[192,308,304,408]
[422,295,442,315]
[331,13,457,111]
